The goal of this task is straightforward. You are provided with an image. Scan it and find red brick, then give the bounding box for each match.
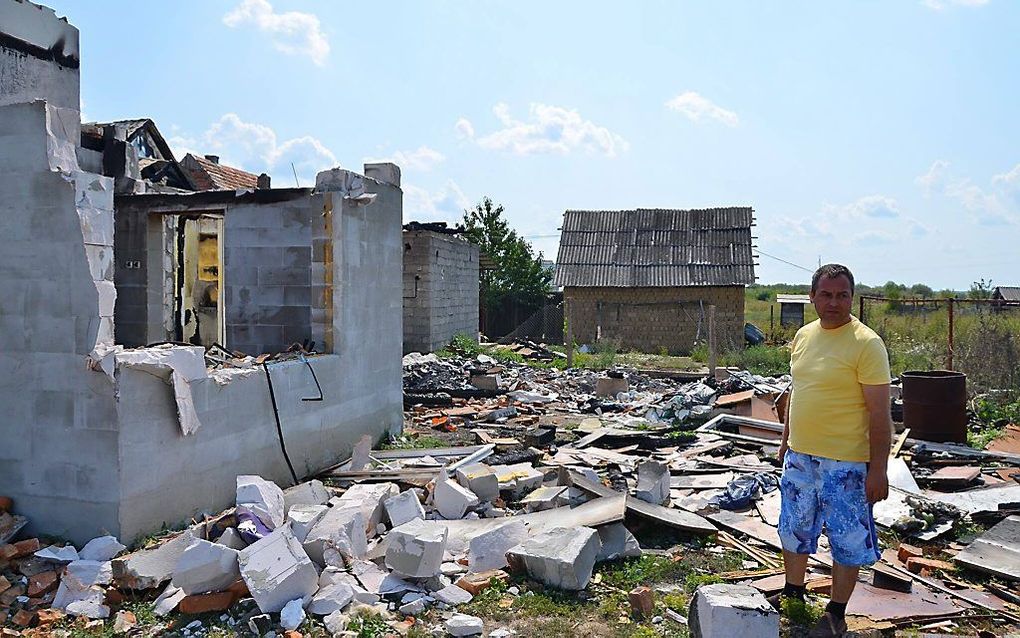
[455,569,509,596]
[12,609,35,627]
[0,575,11,595]
[35,609,64,625]
[0,496,12,514]
[628,586,654,618]
[26,572,58,597]
[897,543,924,564]
[9,539,40,559]
[905,557,953,574]
[283,632,303,638]
[226,579,249,604]
[178,591,235,615]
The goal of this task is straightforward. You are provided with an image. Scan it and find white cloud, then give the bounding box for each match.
[364,146,445,172]
[454,118,475,140]
[665,91,740,127]
[466,103,628,157]
[915,160,1018,226]
[168,113,338,185]
[403,180,470,222]
[223,0,329,66]
[916,159,950,195]
[826,194,901,220]
[922,0,989,11]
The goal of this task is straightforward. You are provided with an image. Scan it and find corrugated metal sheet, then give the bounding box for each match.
[554,208,756,287]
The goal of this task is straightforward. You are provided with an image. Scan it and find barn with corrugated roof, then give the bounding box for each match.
[554,207,756,354]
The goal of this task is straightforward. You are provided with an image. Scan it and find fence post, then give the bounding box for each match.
[947,297,954,371]
[770,305,774,338]
[708,304,717,379]
[859,296,865,324]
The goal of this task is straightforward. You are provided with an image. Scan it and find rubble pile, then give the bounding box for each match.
[1,351,1019,636]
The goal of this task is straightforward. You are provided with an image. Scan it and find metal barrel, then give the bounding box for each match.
[901,370,968,443]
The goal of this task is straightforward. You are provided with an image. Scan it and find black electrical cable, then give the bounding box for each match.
[262,361,299,485]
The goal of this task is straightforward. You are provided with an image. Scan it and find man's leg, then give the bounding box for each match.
[829,562,859,604]
[777,451,822,605]
[782,550,810,587]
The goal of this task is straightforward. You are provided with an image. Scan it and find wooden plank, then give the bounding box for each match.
[564,470,717,534]
[708,509,832,567]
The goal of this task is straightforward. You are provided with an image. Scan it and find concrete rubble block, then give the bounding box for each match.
[280,598,306,631]
[385,519,449,578]
[634,460,671,506]
[468,520,529,573]
[237,475,287,530]
[434,475,480,520]
[398,592,429,616]
[455,464,500,503]
[283,480,332,512]
[323,609,348,635]
[320,567,379,604]
[492,463,545,497]
[384,490,426,528]
[308,583,354,616]
[35,545,79,563]
[289,504,330,543]
[446,613,484,636]
[303,505,368,564]
[333,482,399,536]
[596,523,642,562]
[112,530,195,590]
[238,526,319,614]
[434,584,473,606]
[79,536,126,562]
[53,560,113,617]
[506,526,601,591]
[171,539,241,595]
[153,583,186,617]
[688,583,779,638]
[215,528,247,551]
[520,486,568,512]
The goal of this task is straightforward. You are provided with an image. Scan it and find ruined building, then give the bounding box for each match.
[0,0,403,544]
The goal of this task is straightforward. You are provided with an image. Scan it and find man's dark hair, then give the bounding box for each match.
[811,263,855,294]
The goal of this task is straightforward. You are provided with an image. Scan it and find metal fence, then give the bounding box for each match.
[497,301,565,345]
[859,296,1020,392]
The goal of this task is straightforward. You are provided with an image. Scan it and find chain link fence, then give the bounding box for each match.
[497,301,564,345]
[859,296,1020,393]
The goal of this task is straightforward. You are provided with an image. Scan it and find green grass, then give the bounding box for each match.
[781,597,824,626]
[691,342,791,376]
[380,434,448,450]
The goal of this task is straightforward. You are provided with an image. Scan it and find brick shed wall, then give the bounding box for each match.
[564,286,745,354]
[403,230,479,354]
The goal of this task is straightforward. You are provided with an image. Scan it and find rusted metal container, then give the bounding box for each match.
[901,370,968,443]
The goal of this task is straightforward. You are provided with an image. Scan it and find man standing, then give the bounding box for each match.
[776,264,892,638]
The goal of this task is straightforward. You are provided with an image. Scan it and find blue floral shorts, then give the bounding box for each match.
[778,449,880,567]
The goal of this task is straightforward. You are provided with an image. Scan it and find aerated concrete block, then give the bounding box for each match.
[215,528,247,551]
[455,464,499,502]
[238,526,318,614]
[520,485,568,512]
[634,460,670,506]
[333,482,398,535]
[307,583,354,615]
[468,520,528,573]
[171,539,241,595]
[384,490,425,528]
[385,519,448,579]
[688,583,779,638]
[236,475,286,530]
[446,613,484,636]
[434,476,479,520]
[596,523,642,562]
[283,479,331,512]
[491,463,544,496]
[289,504,329,542]
[507,526,601,591]
[112,530,196,590]
[302,505,368,565]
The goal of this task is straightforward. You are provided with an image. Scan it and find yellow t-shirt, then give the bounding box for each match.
[788,316,891,462]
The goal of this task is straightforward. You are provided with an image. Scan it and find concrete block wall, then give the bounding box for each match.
[402,230,479,354]
[223,201,313,355]
[0,0,80,111]
[564,285,745,354]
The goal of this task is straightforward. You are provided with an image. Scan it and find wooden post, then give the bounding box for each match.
[947,297,954,370]
[770,305,774,338]
[708,304,717,379]
[859,295,865,324]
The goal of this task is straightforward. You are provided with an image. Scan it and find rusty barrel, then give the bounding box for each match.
[901,370,967,443]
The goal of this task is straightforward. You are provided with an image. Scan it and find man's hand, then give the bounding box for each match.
[865,466,888,503]
[778,441,789,466]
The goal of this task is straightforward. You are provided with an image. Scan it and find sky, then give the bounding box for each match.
[46,0,1020,290]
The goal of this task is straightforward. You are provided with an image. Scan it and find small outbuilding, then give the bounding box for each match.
[554,208,756,354]
[777,293,811,327]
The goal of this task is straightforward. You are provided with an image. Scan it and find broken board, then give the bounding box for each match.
[566,471,717,534]
[953,514,1020,582]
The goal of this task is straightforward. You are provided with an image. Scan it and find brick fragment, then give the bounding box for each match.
[27,572,58,597]
[35,609,65,625]
[905,557,954,574]
[628,586,654,618]
[897,543,923,564]
[178,591,236,615]
[12,609,35,627]
[455,569,509,596]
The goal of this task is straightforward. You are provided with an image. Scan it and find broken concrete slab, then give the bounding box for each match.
[112,530,195,590]
[280,597,306,631]
[433,584,473,606]
[214,527,247,551]
[455,464,500,503]
[171,539,241,595]
[953,515,1020,582]
[506,526,601,590]
[491,463,544,497]
[688,583,779,638]
[520,486,568,512]
[35,545,79,563]
[289,504,329,543]
[333,482,399,536]
[635,460,671,506]
[153,583,186,617]
[236,475,286,530]
[446,613,484,636]
[52,560,113,617]
[385,519,449,578]
[468,519,528,573]
[283,480,332,512]
[307,582,355,615]
[238,526,318,614]
[596,523,642,562]
[434,474,480,520]
[303,505,368,564]
[384,490,426,528]
[79,536,125,562]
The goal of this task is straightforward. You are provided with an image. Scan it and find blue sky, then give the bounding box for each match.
[48,0,1020,289]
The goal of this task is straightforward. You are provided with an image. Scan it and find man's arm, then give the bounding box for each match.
[779,386,792,464]
[862,383,892,503]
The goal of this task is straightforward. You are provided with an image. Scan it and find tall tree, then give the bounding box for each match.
[463,197,551,313]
